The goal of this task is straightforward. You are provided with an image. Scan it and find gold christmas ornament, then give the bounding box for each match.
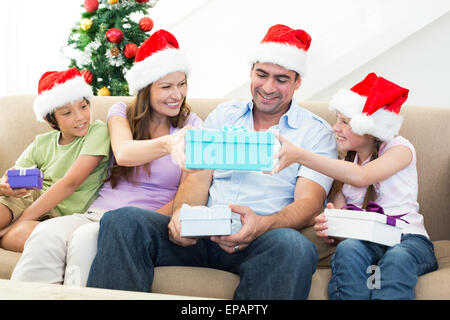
[110,47,120,57]
[80,18,93,31]
[108,0,119,4]
[98,87,111,96]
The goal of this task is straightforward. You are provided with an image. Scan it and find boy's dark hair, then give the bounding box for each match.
[44,112,60,130]
[44,98,90,131]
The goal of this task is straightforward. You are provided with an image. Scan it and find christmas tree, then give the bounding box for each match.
[65,0,158,96]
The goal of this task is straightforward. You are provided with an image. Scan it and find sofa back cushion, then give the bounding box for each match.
[0,95,448,240]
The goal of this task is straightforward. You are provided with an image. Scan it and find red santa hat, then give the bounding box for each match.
[249,24,311,77]
[125,29,190,95]
[33,67,93,122]
[329,73,409,141]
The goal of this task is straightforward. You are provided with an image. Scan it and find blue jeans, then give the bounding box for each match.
[86,207,318,299]
[328,234,438,300]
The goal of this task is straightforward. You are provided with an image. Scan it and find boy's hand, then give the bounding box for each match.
[0,168,29,198]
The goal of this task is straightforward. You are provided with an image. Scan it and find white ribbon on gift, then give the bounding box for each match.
[15,165,37,176]
[222,125,248,132]
[180,204,243,234]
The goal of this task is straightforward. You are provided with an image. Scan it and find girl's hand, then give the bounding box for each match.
[271,133,302,175]
[313,202,338,244]
[0,168,29,198]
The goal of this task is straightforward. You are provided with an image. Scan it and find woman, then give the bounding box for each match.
[11,29,202,286]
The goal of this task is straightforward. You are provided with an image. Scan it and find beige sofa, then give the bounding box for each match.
[0,94,449,299]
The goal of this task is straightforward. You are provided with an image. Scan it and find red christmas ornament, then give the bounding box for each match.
[124,43,138,59]
[105,28,124,44]
[81,69,93,84]
[139,17,154,32]
[136,0,149,3]
[84,0,99,12]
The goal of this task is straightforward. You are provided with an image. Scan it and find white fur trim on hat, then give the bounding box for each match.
[249,42,307,77]
[329,88,403,141]
[350,108,403,142]
[329,89,366,119]
[33,76,93,122]
[125,48,190,95]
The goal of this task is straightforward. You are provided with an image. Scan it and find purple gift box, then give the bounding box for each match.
[7,168,43,190]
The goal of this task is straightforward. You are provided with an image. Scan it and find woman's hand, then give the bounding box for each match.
[166,125,194,170]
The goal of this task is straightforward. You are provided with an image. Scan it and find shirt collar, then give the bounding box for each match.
[247,99,300,130]
[354,153,372,166]
[280,99,300,129]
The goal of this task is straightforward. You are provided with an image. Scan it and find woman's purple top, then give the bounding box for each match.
[89,101,202,212]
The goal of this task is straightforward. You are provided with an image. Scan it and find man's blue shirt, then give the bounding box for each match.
[202,99,338,216]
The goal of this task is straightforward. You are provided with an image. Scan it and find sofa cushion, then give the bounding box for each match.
[152,266,239,299]
[1,96,449,241]
[0,249,20,280]
[0,95,449,299]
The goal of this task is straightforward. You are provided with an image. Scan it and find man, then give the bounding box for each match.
[87,24,338,299]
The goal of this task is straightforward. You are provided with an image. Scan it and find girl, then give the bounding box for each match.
[11,30,202,286]
[273,73,438,299]
[0,68,110,252]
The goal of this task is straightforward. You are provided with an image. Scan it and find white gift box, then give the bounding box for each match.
[180,204,242,237]
[324,209,409,246]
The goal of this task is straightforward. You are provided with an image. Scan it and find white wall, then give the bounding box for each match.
[227,10,450,108]
[1,0,449,109]
[309,12,450,108]
[0,1,82,97]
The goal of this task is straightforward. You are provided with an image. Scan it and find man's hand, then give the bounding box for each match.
[210,204,272,254]
[0,168,29,198]
[168,207,198,247]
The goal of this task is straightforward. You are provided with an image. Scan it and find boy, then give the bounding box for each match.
[0,68,110,252]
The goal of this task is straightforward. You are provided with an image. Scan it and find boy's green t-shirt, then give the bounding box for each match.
[15,120,111,216]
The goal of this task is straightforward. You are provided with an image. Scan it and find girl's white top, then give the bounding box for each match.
[342,136,429,238]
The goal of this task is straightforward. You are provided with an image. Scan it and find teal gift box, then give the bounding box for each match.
[185,129,274,171]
